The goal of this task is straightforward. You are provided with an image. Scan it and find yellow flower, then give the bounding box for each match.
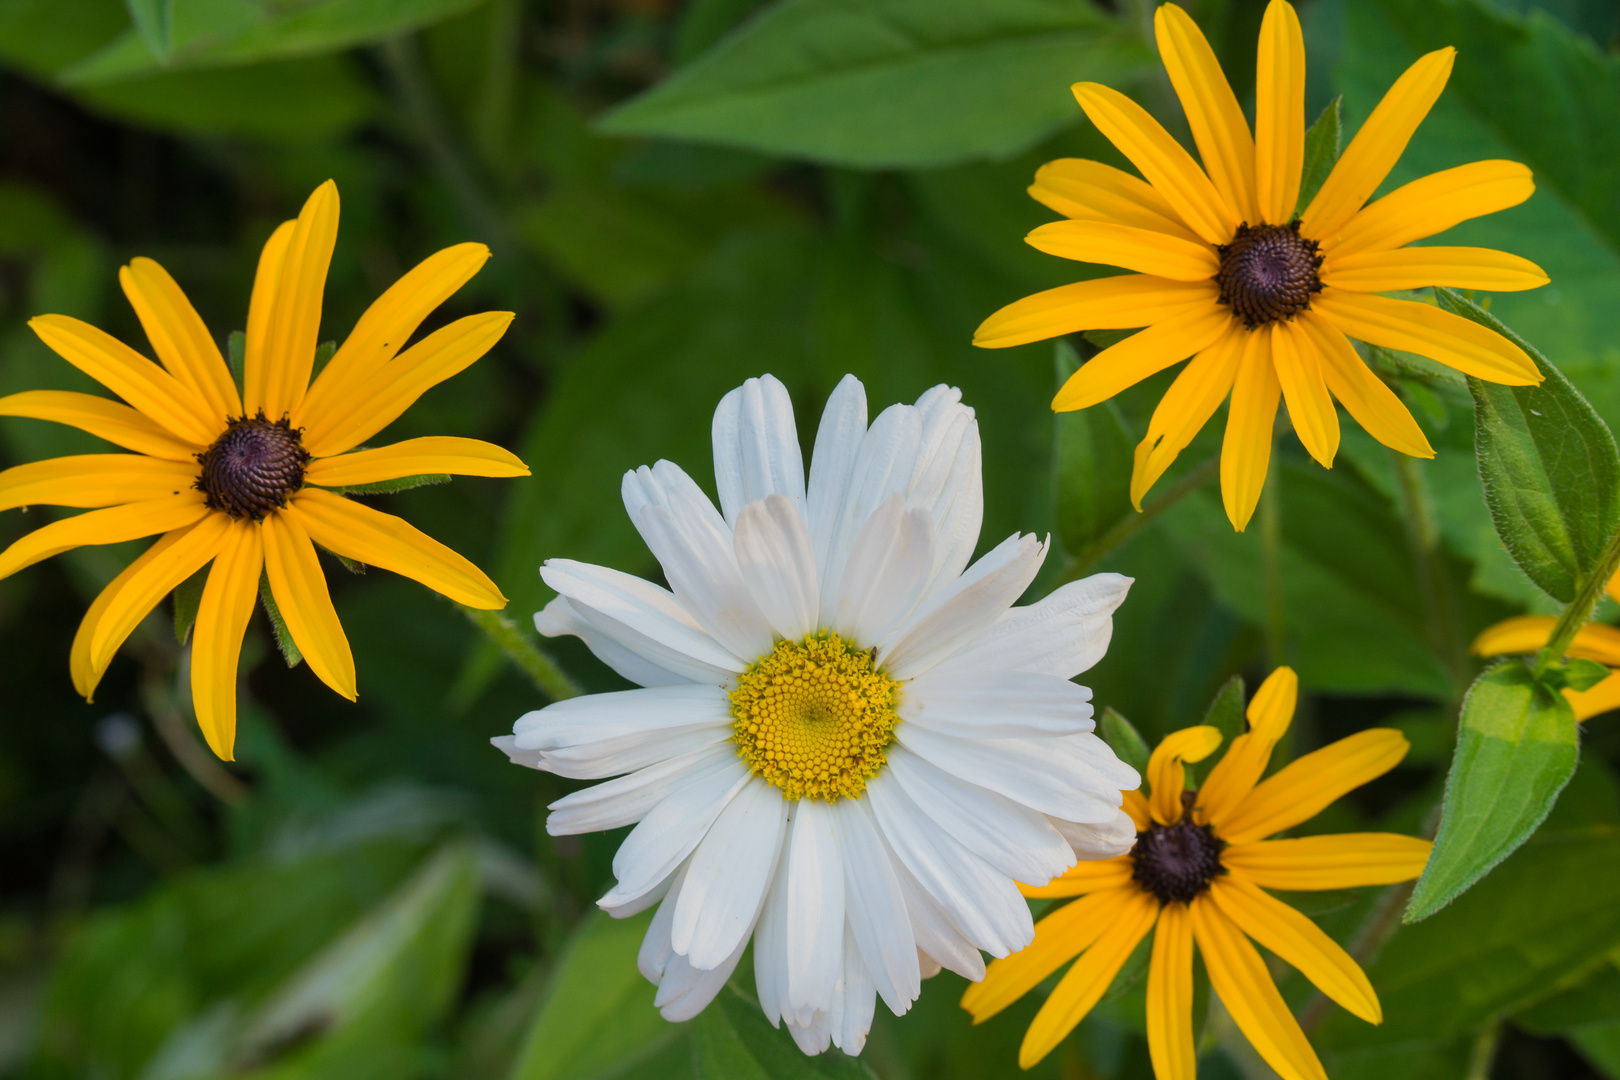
[0,181,525,760]
[960,668,1431,1079]
[1473,615,1620,721]
[975,0,1547,530]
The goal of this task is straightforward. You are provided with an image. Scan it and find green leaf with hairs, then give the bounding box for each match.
[1100,707,1150,776]
[172,566,206,645]
[1294,95,1340,214]
[1052,340,1134,562]
[259,572,302,669]
[335,474,452,497]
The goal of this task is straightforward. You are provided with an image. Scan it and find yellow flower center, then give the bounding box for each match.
[729,632,900,802]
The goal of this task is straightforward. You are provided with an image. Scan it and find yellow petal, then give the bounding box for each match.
[1568,672,1620,722]
[1301,48,1455,242]
[1026,220,1219,281]
[82,514,231,697]
[1030,159,1204,243]
[1324,161,1535,258]
[69,527,179,698]
[294,242,491,438]
[1019,890,1161,1068]
[975,276,1218,350]
[1220,328,1280,532]
[1313,288,1540,386]
[1298,311,1433,459]
[1147,900,1196,1080]
[0,491,210,580]
[120,257,241,425]
[1473,614,1620,666]
[0,454,197,513]
[304,436,530,488]
[1020,856,1136,898]
[1253,0,1306,224]
[1053,305,1233,412]
[1148,725,1223,825]
[1196,666,1298,827]
[1124,789,1153,831]
[1222,833,1432,891]
[1132,320,1245,508]
[262,510,356,701]
[1321,245,1548,294]
[1190,897,1328,1080]
[300,312,514,458]
[1272,320,1339,468]
[28,315,219,445]
[1153,3,1258,223]
[191,519,262,761]
[1071,82,1240,246]
[1220,728,1410,844]
[964,885,1142,1022]
[0,390,200,461]
[288,488,505,609]
[1208,875,1381,1024]
[245,182,340,420]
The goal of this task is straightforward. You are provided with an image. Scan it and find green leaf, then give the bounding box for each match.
[692,987,874,1079]
[228,329,245,388]
[334,474,452,496]
[311,339,336,379]
[1543,657,1612,693]
[259,572,303,670]
[124,0,172,63]
[1405,661,1579,922]
[597,0,1151,168]
[1441,288,1620,604]
[1514,951,1620,1035]
[173,566,206,646]
[1099,706,1149,776]
[1051,340,1134,562]
[1198,674,1245,750]
[1294,95,1340,215]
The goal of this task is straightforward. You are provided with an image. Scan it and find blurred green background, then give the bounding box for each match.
[3,0,1620,1077]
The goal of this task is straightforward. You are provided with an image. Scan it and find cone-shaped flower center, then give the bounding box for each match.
[729,632,900,802]
[195,412,309,520]
[1215,221,1323,328]
[1131,815,1224,903]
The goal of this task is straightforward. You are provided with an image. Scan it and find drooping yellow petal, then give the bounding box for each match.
[1148,725,1223,825]
[1220,728,1411,845]
[1019,890,1161,1068]
[288,488,505,609]
[1321,246,1549,294]
[1474,616,1620,676]
[964,885,1143,1022]
[304,436,529,488]
[1568,672,1620,722]
[294,242,491,437]
[1124,789,1153,831]
[1313,289,1540,386]
[300,312,514,458]
[1020,856,1136,898]
[1191,896,1329,1080]
[1220,328,1280,532]
[1153,3,1258,223]
[1272,320,1339,468]
[0,491,210,580]
[0,390,201,461]
[0,454,197,513]
[190,519,262,761]
[1030,159,1204,243]
[1071,82,1241,245]
[1147,900,1196,1080]
[1222,833,1432,891]
[1297,311,1433,459]
[262,510,356,701]
[28,315,220,445]
[1025,221,1219,281]
[1131,320,1245,508]
[1323,161,1535,258]
[245,182,340,420]
[975,276,1218,350]
[81,514,231,698]
[1301,48,1456,242]
[1053,305,1233,412]
[1208,875,1381,1023]
[1253,0,1306,223]
[1196,666,1297,827]
[119,257,241,425]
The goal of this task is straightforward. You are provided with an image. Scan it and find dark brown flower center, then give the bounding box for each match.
[195,412,309,520]
[1131,816,1224,904]
[1215,221,1323,328]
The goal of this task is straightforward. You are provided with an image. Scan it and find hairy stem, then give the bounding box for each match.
[465,607,582,702]
[1534,525,1620,676]
[1057,454,1219,585]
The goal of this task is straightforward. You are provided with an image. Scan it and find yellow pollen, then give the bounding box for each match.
[729,632,901,802]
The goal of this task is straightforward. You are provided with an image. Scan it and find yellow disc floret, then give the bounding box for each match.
[729,632,901,802]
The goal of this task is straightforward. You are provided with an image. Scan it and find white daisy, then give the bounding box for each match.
[495,374,1140,1055]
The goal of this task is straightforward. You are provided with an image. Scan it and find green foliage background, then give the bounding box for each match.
[1,0,1619,1077]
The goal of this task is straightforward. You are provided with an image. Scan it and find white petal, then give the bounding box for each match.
[895,726,1131,823]
[535,726,732,780]
[917,951,942,980]
[907,388,983,595]
[832,493,934,646]
[900,669,1094,739]
[946,572,1133,679]
[831,926,877,1054]
[753,830,793,1027]
[491,734,543,769]
[637,860,686,982]
[892,856,985,982]
[734,494,818,641]
[712,374,806,527]
[807,374,867,588]
[639,502,775,662]
[786,1010,831,1055]
[622,459,729,540]
[514,684,729,750]
[654,935,749,1022]
[885,746,1075,884]
[1048,809,1138,860]
[817,403,922,625]
[832,798,920,1016]
[607,861,678,918]
[546,742,738,835]
[535,595,689,687]
[673,778,788,969]
[785,798,845,1013]
[601,757,751,911]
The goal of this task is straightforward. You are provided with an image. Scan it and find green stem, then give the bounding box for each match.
[1390,449,1469,692]
[465,607,582,702]
[1533,526,1620,676]
[1056,454,1219,585]
[1465,1018,1502,1080]
[1260,455,1286,669]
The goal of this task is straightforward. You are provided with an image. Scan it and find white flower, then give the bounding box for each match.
[495,374,1140,1055]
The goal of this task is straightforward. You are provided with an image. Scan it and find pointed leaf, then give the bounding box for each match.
[1294,96,1341,215]
[1052,340,1134,560]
